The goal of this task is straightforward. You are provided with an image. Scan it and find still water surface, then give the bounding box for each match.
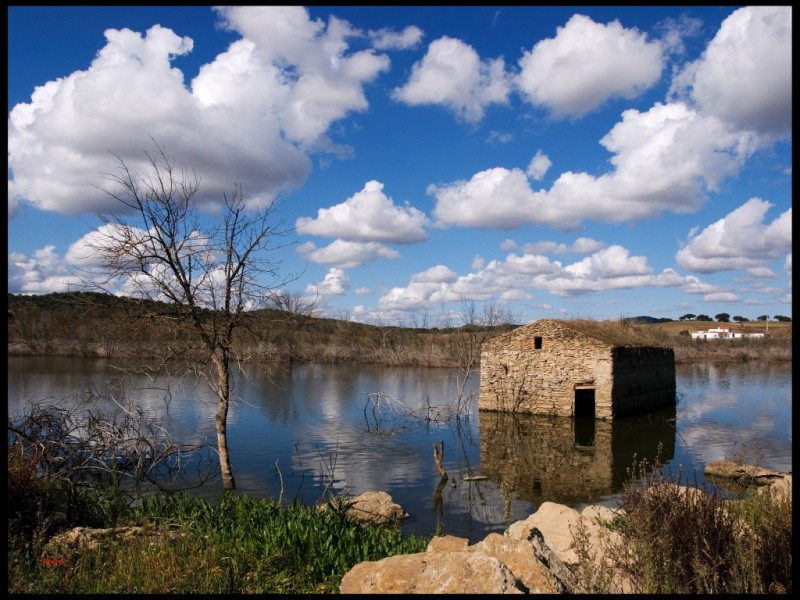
[7,357,792,543]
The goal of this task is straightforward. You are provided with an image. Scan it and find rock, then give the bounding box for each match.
[340,499,635,594]
[338,549,526,594]
[320,490,410,525]
[704,461,792,505]
[43,525,174,560]
[506,502,631,593]
[473,532,559,594]
[507,501,581,564]
[426,534,469,552]
[705,460,789,487]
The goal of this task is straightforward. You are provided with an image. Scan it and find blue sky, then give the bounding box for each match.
[8,6,792,325]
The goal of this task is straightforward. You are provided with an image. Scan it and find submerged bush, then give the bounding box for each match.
[7,401,206,562]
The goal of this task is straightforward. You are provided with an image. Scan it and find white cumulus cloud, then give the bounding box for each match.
[307,267,351,296]
[296,180,428,243]
[430,102,757,230]
[8,7,395,218]
[676,198,792,273]
[297,239,399,268]
[392,36,511,122]
[516,14,663,118]
[369,25,423,50]
[670,5,792,138]
[526,150,552,180]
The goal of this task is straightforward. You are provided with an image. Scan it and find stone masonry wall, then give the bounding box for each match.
[479,320,614,419]
[479,320,676,420]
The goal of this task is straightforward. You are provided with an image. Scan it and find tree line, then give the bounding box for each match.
[677,313,791,323]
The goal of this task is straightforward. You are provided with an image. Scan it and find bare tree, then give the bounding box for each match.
[448,297,517,413]
[266,289,320,317]
[84,141,295,490]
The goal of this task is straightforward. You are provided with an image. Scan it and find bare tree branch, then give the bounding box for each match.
[78,139,300,490]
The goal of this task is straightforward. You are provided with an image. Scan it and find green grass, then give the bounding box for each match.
[9,491,429,594]
[8,402,429,594]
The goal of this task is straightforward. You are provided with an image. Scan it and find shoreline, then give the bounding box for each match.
[7,340,793,366]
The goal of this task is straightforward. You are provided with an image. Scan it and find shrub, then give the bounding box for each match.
[594,453,793,594]
[7,401,204,557]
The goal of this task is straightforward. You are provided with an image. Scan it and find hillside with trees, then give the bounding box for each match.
[8,292,791,366]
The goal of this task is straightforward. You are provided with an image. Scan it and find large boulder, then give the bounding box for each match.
[472,533,560,594]
[507,502,582,563]
[340,500,631,594]
[339,548,527,594]
[506,502,631,593]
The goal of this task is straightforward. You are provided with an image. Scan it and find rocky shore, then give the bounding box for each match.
[339,463,792,594]
[39,464,791,594]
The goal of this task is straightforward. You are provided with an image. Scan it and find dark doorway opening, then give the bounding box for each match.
[574,388,596,446]
[574,388,595,418]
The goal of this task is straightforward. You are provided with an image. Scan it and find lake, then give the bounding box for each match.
[7,356,792,543]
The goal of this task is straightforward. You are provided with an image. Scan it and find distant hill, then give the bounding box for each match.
[6,291,518,367]
[623,316,661,324]
[8,293,789,365]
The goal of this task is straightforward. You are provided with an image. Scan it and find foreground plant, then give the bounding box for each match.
[8,401,204,557]
[579,448,792,594]
[8,401,428,594]
[9,492,428,594]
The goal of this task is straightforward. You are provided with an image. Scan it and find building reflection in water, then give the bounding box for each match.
[478,406,677,508]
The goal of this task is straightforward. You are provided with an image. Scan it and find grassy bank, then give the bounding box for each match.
[8,445,791,594]
[8,488,428,594]
[7,292,792,365]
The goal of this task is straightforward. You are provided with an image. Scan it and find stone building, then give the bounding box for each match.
[479,319,676,420]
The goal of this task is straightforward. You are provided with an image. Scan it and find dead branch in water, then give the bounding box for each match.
[433,440,447,479]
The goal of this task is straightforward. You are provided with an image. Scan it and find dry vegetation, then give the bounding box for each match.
[572,445,793,594]
[7,292,792,366]
[561,317,792,364]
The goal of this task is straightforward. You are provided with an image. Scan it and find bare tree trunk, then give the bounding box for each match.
[213,354,236,491]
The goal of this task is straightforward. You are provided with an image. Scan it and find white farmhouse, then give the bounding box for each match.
[691,326,766,340]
